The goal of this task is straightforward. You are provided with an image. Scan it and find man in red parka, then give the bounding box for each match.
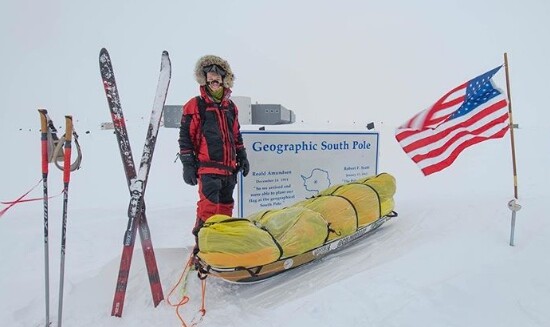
[178,55,250,252]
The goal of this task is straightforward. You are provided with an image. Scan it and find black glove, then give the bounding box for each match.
[236,148,250,177]
[180,153,198,186]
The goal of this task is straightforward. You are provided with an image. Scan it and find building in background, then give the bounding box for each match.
[232,96,252,124]
[163,105,183,128]
[251,103,295,125]
[161,96,295,128]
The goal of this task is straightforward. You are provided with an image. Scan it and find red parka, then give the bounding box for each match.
[179,86,245,176]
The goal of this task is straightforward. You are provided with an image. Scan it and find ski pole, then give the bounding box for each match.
[57,115,73,327]
[38,109,51,327]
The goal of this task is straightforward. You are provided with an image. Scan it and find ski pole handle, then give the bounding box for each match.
[39,109,48,133]
[63,116,73,184]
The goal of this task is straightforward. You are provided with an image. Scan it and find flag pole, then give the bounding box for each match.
[503,52,521,246]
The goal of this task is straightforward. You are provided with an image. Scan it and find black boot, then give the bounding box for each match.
[191,218,204,270]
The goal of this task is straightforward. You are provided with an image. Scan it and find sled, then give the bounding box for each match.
[196,211,397,283]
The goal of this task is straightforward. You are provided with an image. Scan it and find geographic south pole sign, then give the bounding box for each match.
[236,130,379,217]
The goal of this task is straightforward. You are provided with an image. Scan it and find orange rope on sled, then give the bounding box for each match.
[167,254,207,327]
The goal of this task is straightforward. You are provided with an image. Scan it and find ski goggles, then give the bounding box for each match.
[203,64,226,77]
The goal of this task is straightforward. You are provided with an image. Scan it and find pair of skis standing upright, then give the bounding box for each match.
[99,48,172,318]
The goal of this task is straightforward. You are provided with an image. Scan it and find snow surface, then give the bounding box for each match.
[1,120,548,327]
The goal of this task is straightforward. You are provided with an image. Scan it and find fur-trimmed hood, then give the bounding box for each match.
[194,55,234,88]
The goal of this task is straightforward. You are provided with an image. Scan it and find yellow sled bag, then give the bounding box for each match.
[248,206,329,258]
[198,173,397,269]
[197,215,281,268]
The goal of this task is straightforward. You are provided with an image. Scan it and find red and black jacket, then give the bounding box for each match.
[179,86,245,176]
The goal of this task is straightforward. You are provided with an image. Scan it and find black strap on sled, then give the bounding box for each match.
[258,225,284,260]
[331,181,383,222]
[351,182,382,219]
[322,188,361,231]
[235,266,263,279]
[252,210,285,260]
[202,218,249,228]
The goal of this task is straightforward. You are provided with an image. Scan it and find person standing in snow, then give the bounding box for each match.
[178,55,250,252]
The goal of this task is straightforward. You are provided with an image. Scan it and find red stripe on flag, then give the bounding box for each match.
[400,99,508,153]
[410,112,510,162]
[407,83,466,128]
[420,126,510,176]
[395,129,419,142]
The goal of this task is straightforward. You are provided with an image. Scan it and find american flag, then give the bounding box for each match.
[395,66,510,176]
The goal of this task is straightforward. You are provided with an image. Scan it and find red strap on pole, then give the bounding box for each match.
[0,178,42,218]
[1,189,63,205]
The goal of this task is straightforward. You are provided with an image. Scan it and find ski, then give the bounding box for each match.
[99,48,171,317]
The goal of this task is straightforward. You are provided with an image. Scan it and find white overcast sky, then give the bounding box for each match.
[1,0,548,130]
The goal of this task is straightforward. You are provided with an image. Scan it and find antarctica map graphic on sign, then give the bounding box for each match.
[301,168,332,195]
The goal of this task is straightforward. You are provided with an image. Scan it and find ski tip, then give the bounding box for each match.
[99,48,111,66]
[161,51,171,70]
[99,48,110,60]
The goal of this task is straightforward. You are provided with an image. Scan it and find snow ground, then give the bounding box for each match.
[1,121,549,327]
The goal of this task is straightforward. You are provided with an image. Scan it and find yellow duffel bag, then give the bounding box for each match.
[249,207,329,259]
[293,195,357,241]
[320,183,380,227]
[357,173,397,217]
[197,214,281,268]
